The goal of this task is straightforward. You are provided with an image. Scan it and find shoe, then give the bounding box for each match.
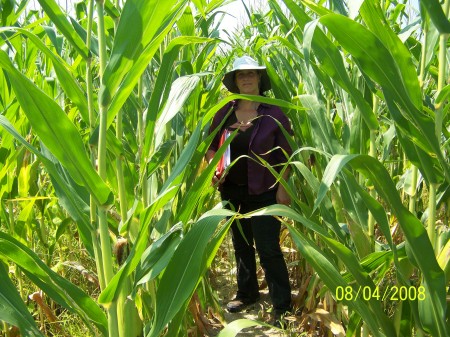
[271,310,289,329]
[226,297,259,313]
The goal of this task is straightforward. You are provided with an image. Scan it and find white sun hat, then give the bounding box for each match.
[222,55,271,94]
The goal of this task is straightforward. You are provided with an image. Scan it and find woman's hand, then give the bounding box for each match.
[211,172,220,186]
[211,171,227,187]
[276,184,291,206]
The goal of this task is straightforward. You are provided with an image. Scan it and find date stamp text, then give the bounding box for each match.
[335,285,426,302]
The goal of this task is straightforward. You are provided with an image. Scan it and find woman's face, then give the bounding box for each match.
[235,70,260,95]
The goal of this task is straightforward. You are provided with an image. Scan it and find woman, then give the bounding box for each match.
[206,55,293,325]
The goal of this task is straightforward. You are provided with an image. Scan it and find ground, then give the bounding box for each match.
[204,238,309,337]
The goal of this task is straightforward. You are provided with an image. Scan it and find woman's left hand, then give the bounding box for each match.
[276,184,291,206]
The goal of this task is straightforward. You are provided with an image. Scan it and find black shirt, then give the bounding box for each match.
[223,112,254,186]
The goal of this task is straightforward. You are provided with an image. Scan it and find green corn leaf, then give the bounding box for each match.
[69,17,99,57]
[178,6,195,36]
[191,0,207,17]
[42,26,63,56]
[285,222,387,337]
[146,140,177,176]
[36,0,89,59]
[265,55,294,101]
[423,23,441,74]
[299,95,343,154]
[134,224,183,286]
[147,209,234,337]
[360,0,422,109]
[167,207,238,336]
[217,319,271,336]
[159,122,202,194]
[175,125,238,225]
[319,13,449,182]
[0,115,93,255]
[316,154,448,336]
[437,239,450,282]
[100,0,188,107]
[436,83,450,106]
[98,186,179,305]
[384,94,443,184]
[303,20,378,130]
[0,262,44,337]
[154,75,202,148]
[105,11,198,132]
[420,0,450,34]
[142,36,216,167]
[0,232,108,336]
[104,0,120,19]
[340,251,393,284]
[0,50,113,206]
[318,14,428,139]
[0,27,89,122]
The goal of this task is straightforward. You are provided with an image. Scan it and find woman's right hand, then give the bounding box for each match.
[212,171,227,187]
[211,173,220,186]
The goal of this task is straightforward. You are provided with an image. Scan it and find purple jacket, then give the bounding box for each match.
[208,100,293,195]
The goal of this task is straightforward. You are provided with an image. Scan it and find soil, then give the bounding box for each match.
[208,253,304,337]
[220,289,296,337]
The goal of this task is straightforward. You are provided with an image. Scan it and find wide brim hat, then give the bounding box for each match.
[222,55,271,93]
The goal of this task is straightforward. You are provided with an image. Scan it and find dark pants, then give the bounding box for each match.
[220,183,291,313]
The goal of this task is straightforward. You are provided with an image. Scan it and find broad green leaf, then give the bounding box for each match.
[0,262,44,337]
[160,122,202,193]
[42,26,63,56]
[437,239,450,281]
[0,116,93,255]
[167,208,237,337]
[100,0,188,107]
[0,232,108,336]
[319,13,449,183]
[217,319,271,336]
[0,50,112,206]
[146,140,176,176]
[98,186,178,305]
[420,0,450,34]
[105,17,203,132]
[316,154,448,336]
[104,0,120,19]
[154,75,202,148]
[178,6,195,35]
[340,251,393,284]
[36,0,89,59]
[0,27,89,122]
[360,0,422,109]
[285,223,387,337]
[436,83,450,106]
[303,19,378,130]
[175,126,238,225]
[141,36,216,167]
[147,209,234,337]
[191,0,207,17]
[423,23,441,73]
[69,17,99,57]
[299,95,343,153]
[134,224,183,285]
[315,154,354,212]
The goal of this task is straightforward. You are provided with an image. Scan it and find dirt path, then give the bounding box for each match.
[220,290,291,337]
[210,261,301,337]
